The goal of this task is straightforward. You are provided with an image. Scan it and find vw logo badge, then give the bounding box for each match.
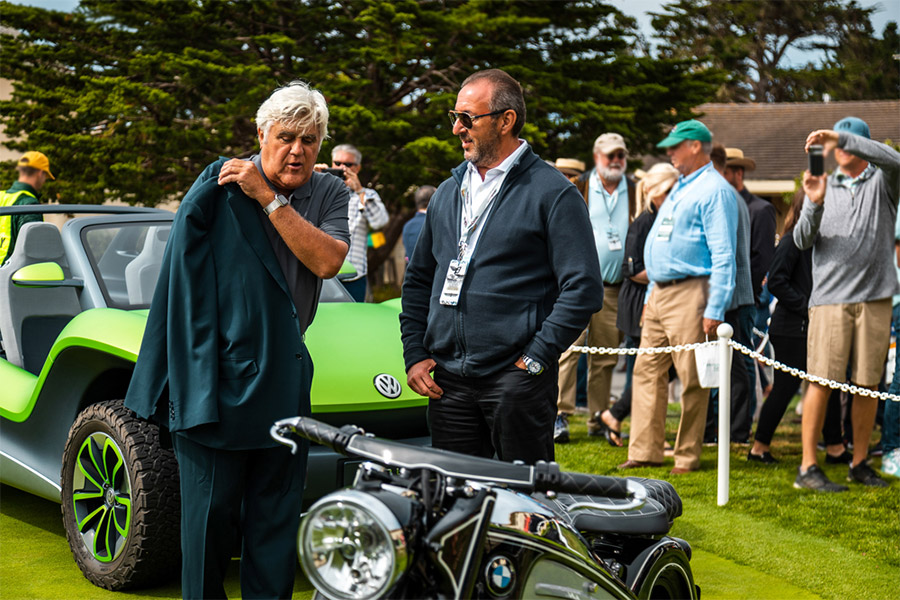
[373,373,402,399]
[485,556,514,595]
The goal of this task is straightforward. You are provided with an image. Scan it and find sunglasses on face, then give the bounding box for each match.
[448,109,508,129]
[333,161,357,168]
[606,151,626,161]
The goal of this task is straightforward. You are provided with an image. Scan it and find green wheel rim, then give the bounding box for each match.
[71,432,132,562]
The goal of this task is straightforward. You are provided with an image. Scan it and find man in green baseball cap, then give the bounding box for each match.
[621,117,738,475]
[656,119,713,149]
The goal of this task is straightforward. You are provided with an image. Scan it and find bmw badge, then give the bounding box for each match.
[485,555,515,595]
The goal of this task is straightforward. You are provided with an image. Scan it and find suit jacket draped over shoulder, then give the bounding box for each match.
[125,159,317,449]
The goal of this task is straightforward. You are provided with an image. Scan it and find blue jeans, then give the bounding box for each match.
[883,304,900,454]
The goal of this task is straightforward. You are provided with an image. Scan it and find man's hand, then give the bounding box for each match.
[514,356,527,370]
[802,170,827,206]
[217,159,272,207]
[805,129,839,155]
[702,318,722,336]
[313,163,329,172]
[343,168,364,194]
[407,359,443,399]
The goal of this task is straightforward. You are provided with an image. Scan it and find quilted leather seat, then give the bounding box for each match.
[537,477,682,537]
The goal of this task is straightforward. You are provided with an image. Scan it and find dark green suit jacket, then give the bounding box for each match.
[125,159,346,449]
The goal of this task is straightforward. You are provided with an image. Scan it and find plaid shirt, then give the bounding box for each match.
[346,187,389,281]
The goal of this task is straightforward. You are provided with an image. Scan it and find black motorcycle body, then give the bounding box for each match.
[271,417,699,600]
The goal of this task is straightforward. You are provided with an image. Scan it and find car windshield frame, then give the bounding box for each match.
[80,220,173,311]
[78,219,354,310]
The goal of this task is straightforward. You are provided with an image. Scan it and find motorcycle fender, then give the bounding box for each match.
[625,538,697,600]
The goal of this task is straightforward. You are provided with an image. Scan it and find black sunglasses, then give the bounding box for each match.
[448,109,508,129]
[333,160,357,168]
[606,151,626,160]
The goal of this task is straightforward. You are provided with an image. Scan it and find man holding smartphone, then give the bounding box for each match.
[793,116,900,491]
[316,144,389,300]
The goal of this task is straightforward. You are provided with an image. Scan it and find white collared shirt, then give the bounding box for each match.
[459,140,529,260]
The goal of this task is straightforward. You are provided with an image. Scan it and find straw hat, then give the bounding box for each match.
[554,158,586,177]
[725,148,756,171]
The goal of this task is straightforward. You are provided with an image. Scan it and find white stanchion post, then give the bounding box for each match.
[716,322,734,506]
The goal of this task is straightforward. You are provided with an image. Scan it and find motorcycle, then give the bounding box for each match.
[271,416,699,600]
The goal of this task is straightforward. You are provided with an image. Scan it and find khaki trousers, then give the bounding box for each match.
[628,278,710,471]
[557,284,622,425]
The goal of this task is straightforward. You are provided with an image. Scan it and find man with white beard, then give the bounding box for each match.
[555,133,636,443]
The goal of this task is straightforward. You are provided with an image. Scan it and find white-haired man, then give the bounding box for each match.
[126,81,350,599]
[554,133,636,443]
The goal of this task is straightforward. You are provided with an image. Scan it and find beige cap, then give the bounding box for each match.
[725,147,756,171]
[554,157,586,176]
[593,133,627,155]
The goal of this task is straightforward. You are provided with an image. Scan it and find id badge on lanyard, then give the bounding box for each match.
[440,246,470,306]
[607,227,622,251]
[440,173,499,306]
[656,217,674,241]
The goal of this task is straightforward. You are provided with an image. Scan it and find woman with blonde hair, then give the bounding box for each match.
[600,162,679,445]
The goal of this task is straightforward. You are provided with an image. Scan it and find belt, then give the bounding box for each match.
[603,281,622,288]
[655,275,705,289]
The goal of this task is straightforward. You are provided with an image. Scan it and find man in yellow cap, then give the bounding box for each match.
[1,151,54,265]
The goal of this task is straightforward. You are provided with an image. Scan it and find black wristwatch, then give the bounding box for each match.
[521,354,544,376]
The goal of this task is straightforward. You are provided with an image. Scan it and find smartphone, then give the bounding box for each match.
[323,167,346,180]
[808,144,824,176]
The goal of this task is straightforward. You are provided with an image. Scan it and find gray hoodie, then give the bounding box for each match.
[793,132,900,307]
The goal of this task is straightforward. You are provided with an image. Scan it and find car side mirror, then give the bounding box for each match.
[336,260,358,282]
[12,262,84,288]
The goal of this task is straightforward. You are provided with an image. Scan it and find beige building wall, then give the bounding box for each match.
[0,77,18,163]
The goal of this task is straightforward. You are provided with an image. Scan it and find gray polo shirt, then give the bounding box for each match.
[251,154,350,332]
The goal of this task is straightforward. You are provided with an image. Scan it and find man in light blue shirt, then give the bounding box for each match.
[555,133,636,444]
[620,119,737,474]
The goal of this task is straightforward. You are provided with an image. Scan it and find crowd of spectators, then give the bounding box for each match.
[534,116,899,490]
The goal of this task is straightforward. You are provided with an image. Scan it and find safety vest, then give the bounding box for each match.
[0,189,35,265]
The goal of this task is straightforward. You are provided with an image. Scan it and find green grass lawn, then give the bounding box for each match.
[555,408,900,600]
[2,405,898,599]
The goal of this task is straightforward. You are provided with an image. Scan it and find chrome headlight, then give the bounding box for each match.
[299,490,408,600]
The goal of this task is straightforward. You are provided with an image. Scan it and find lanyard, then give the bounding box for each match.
[591,170,620,217]
[456,169,502,269]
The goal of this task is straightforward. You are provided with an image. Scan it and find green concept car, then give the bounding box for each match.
[0,205,428,590]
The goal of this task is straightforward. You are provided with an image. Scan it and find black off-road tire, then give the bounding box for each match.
[60,399,180,590]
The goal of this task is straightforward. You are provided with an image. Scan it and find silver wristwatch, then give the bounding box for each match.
[521,354,544,376]
[263,193,290,216]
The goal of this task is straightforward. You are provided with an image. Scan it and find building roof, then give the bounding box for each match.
[693,100,900,181]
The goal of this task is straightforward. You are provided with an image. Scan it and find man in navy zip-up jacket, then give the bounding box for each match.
[400,69,604,464]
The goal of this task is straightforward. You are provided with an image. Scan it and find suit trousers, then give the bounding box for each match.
[431,362,559,465]
[172,434,309,600]
[629,278,710,471]
[557,284,622,426]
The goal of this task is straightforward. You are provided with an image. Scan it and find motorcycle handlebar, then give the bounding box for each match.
[271,417,634,502]
[533,462,631,499]
[270,417,362,455]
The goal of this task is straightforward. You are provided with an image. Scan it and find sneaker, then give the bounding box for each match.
[794,465,848,492]
[881,448,900,477]
[824,450,853,465]
[554,414,570,444]
[848,460,889,487]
